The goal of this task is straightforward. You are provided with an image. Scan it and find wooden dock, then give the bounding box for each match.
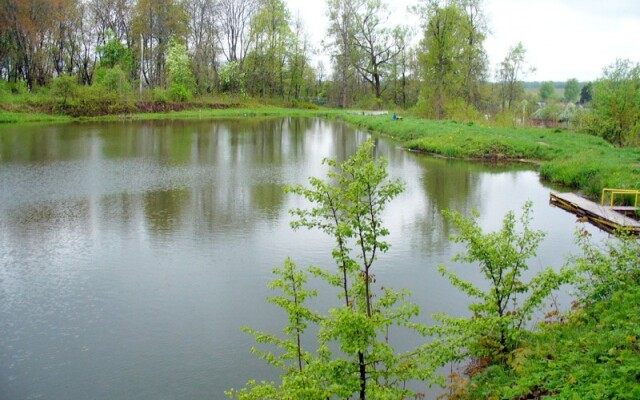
[550,192,640,235]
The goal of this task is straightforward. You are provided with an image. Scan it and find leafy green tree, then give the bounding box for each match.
[94,31,133,96]
[455,231,640,399]
[587,59,640,146]
[226,258,323,400]
[564,78,580,103]
[285,15,307,101]
[538,81,555,101]
[496,42,533,111]
[97,30,133,70]
[219,61,246,95]
[166,39,196,101]
[351,0,404,103]
[245,0,293,99]
[132,0,188,88]
[579,81,592,104]
[186,0,221,94]
[431,202,564,364]
[50,75,78,107]
[417,0,488,119]
[326,0,359,108]
[228,140,436,399]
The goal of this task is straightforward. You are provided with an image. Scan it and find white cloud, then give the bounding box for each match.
[485,0,640,81]
[286,0,640,82]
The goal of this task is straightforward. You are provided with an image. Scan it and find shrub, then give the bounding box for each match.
[168,83,191,102]
[94,66,131,97]
[152,88,169,104]
[50,75,78,108]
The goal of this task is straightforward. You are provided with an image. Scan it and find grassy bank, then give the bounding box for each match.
[340,113,640,198]
[458,285,640,399]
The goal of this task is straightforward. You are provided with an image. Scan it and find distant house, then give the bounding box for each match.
[531,102,577,128]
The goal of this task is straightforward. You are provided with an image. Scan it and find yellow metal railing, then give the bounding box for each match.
[601,188,640,207]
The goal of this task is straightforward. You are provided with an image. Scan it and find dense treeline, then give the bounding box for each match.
[0,0,534,112]
[0,0,316,101]
[1,0,639,146]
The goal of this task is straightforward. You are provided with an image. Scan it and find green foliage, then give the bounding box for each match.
[458,235,640,400]
[244,0,296,99]
[50,75,78,108]
[496,42,533,111]
[166,40,196,101]
[564,78,580,103]
[570,229,640,308]
[168,84,191,102]
[132,0,189,88]
[229,140,437,399]
[220,61,246,96]
[532,101,562,122]
[97,30,133,71]
[59,85,134,117]
[538,81,555,101]
[417,0,488,119]
[587,59,640,146]
[94,65,132,97]
[580,81,593,104]
[152,88,170,104]
[432,202,565,364]
[0,81,9,99]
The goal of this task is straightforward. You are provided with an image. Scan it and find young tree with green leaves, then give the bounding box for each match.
[496,42,533,112]
[416,0,488,119]
[245,0,293,99]
[430,202,565,365]
[166,40,196,101]
[571,228,640,309]
[228,140,436,400]
[587,59,640,146]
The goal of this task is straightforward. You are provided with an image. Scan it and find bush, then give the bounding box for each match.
[50,75,79,109]
[60,85,133,117]
[168,83,191,102]
[94,66,131,97]
[152,88,169,104]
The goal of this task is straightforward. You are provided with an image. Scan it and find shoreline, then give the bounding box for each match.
[1,106,638,199]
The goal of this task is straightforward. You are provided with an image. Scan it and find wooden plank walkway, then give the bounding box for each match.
[550,192,640,235]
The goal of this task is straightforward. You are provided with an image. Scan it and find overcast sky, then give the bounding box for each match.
[285,0,640,82]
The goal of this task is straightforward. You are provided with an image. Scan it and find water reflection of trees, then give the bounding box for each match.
[414,156,535,250]
[0,119,412,241]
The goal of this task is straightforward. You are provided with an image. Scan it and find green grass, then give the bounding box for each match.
[463,285,640,399]
[0,111,72,124]
[339,114,640,198]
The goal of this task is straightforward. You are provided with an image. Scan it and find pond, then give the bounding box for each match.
[0,118,605,399]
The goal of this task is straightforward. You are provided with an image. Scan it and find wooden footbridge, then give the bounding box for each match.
[550,189,640,235]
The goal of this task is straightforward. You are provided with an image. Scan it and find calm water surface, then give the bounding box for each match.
[0,118,605,399]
